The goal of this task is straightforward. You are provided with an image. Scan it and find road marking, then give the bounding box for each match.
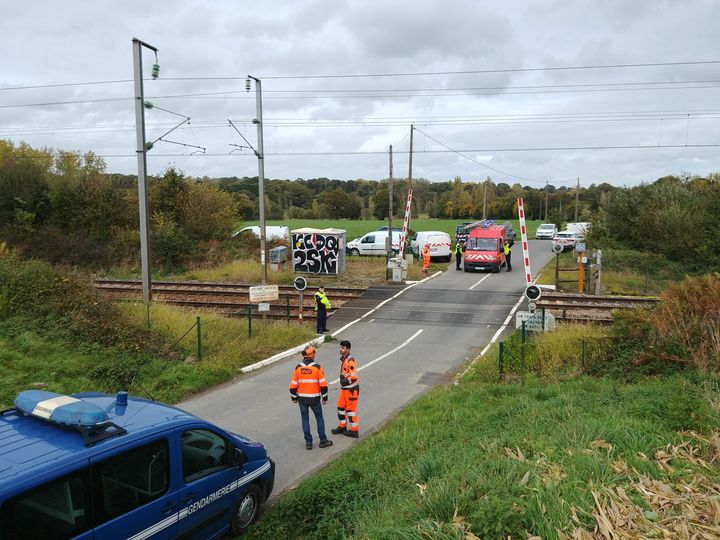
[331,271,441,337]
[456,274,541,381]
[368,319,375,323]
[329,329,424,385]
[469,274,490,290]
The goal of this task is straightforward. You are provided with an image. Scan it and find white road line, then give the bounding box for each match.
[469,274,490,290]
[330,271,441,337]
[329,329,424,385]
[456,274,541,381]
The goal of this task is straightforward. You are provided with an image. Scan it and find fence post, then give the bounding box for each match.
[498,341,504,381]
[286,296,290,325]
[196,316,203,360]
[580,339,586,370]
[248,305,252,337]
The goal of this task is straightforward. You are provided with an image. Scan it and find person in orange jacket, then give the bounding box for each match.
[289,345,333,450]
[331,340,360,438]
[421,245,431,275]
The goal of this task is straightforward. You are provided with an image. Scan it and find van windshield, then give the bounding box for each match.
[467,238,498,251]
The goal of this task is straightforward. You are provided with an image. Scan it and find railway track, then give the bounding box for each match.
[94,279,366,319]
[536,292,659,323]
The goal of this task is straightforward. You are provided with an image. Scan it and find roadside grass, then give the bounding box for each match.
[116,302,317,403]
[462,323,609,384]
[250,375,720,539]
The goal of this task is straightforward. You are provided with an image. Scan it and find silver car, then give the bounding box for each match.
[535,223,558,240]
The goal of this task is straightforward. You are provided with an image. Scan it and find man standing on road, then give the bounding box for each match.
[454,241,465,271]
[314,285,331,333]
[421,245,431,275]
[289,346,333,450]
[331,340,360,438]
[503,240,513,272]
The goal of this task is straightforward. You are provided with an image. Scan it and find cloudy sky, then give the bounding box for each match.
[2,0,719,188]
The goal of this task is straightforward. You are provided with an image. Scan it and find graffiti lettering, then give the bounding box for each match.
[292,233,339,274]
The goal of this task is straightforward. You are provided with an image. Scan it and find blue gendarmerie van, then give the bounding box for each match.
[0,390,275,539]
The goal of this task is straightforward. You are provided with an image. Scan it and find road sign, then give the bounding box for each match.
[249,284,279,303]
[552,243,564,254]
[527,301,537,312]
[575,242,586,252]
[258,302,270,312]
[293,276,307,291]
[516,310,556,332]
[524,285,542,301]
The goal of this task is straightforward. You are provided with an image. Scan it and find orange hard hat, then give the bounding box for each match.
[302,345,316,358]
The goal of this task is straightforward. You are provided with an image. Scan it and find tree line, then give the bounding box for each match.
[1,140,718,272]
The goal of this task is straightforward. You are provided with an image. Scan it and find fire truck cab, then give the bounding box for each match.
[463,223,507,273]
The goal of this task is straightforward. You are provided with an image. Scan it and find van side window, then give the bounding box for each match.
[181,429,230,483]
[361,235,375,244]
[2,469,90,539]
[93,439,169,524]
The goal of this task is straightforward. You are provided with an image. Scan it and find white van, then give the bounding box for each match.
[233,225,289,241]
[346,230,402,256]
[410,231,452,261]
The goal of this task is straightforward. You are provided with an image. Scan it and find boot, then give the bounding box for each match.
[343,430,359,439]
[331,426,345,435]
[305,443,312,450]
[319,440,333,448]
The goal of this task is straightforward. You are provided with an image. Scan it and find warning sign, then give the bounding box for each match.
[515,311,556,332]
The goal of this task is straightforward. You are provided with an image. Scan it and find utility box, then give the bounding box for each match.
[387,257,408,282]
[291,228,347,275]
[269,246,288,263]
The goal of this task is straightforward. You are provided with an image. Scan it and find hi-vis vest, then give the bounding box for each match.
[289,360,328,401]
[503,243,511,255]
[339,354,358,390]
[315,291,331,311]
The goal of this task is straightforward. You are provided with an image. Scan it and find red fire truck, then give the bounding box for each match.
[463,223,507,273]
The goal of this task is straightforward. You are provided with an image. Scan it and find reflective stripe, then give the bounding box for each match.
[347,411,357,417]
[341,383,358,389]
[128,461,272,540]
[290,379,298,384]
[298,378,322,383]
[298,392,321,397]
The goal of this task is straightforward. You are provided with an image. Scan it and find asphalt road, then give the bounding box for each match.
[179,240,556,498]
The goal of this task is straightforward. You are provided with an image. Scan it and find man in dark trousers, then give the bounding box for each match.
[454,241,465,271]
[314,285,331,333]
[289,345,333,450]
[503,240,513,272]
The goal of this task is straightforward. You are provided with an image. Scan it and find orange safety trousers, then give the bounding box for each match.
[336,388,359,432]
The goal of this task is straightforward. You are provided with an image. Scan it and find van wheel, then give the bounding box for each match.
[230,484,262,535]
[349,248,360,256]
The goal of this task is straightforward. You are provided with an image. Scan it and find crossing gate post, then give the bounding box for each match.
[196,316,203,360]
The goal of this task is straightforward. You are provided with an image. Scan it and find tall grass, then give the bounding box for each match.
[249,376,720,539]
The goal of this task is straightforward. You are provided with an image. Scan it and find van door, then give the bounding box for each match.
[359,234,375,255]
[371,233,388,255]
[91,437,178,540]
[175,427,240,540]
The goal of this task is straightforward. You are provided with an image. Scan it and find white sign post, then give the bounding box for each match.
[249,285,279,303]
[516,311,556,332]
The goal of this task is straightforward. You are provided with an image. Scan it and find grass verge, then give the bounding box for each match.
[250,375,720,539]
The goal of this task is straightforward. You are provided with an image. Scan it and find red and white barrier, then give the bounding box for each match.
[398,188,413,257]
[517,198,533,285]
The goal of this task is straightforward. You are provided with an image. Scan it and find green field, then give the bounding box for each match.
[244,219,544,243]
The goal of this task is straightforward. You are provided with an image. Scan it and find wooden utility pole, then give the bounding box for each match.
[387,145,393,257]
[407,124,414,231]
[482,179,488,220]
[574,177,580,222]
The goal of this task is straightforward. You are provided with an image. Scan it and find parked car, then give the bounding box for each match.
[552,230,583,252]
[233,225,289,241]
[410,231,452,261]
[0,389,274,539]
[346,230,402,256]
[535,223,558,240]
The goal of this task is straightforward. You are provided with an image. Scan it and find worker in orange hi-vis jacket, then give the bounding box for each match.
[289,345,333,450]
[331,340,360,438]
[421,245,431,275]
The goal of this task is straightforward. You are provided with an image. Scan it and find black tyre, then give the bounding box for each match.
[349,248,360,256]
[230,484,262,536]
